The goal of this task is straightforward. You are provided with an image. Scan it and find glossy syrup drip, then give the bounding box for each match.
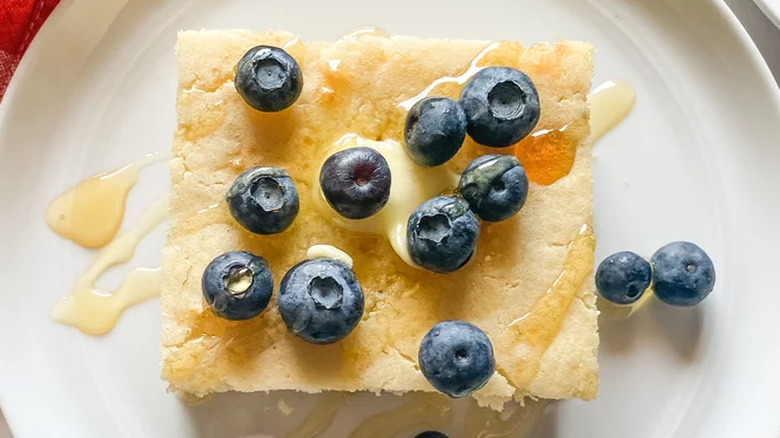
[45,152,163,248]
[287,393,349,438]
[464,399,549,438]
[514,80,636,185]
[503,224,595,389]
[514,124,578,185]
[397,41,523,110]
[347,393,451,438]
[50,196,168,335]
[589,80,636,143]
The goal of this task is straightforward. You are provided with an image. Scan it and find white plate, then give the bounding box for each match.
[2,0,780,436]
[754,0,780,28]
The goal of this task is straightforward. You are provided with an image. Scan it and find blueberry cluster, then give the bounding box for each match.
[202,252,365,344]
[203,46,368,343]
[229,47,542,399]
[404,156,529,273]
[305,66,540,274]
[596,241,716,307]
[405,67,541,166]
[218,45,719,404]
[403,67,538,274]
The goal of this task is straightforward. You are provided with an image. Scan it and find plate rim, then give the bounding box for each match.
[1,0,780,436]
[753,0,780,29]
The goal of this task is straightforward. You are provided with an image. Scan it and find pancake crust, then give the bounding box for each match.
[162,29,597,410]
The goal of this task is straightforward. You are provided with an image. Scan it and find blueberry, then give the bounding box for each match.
[415,432,448,438]
[277,258,365,344]
[651,242,715,306]
[235,45,302,112]
[459,67,540,147]
[320,147,392,220]
[201,251,273,320]
[595,251,652,305]
[458,154,528,222]
[418,321,495,398]
[227,167,299,234]
[407,196,479,273]
[405,97,467,167]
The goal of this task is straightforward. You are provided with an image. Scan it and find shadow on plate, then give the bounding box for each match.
[183,390,293,438]
[649,298,704,363]
[598,296,644,354]
[183,388,553,437]
[598,294,704,363]
[527,400,559,438]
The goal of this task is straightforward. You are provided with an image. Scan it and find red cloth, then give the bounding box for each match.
[0,0,59,100]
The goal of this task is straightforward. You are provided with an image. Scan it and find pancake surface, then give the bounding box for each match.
[162,29,598,410]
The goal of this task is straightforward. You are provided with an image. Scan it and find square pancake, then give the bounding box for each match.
[162,29,598,410]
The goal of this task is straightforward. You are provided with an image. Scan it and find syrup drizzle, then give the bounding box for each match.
[513,80,636,185]
[45,152,163,248]
[514,123,578,185]
[397,42,502,110]
[502,224,596,390]
[50,197,168,335]
[589,80,636,143]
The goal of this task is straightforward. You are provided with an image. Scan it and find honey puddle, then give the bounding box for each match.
[514,123,578,186]
[513,80,635,185]
[51,197,168,335]
[46,152,163,248]
[589,80,636,143]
